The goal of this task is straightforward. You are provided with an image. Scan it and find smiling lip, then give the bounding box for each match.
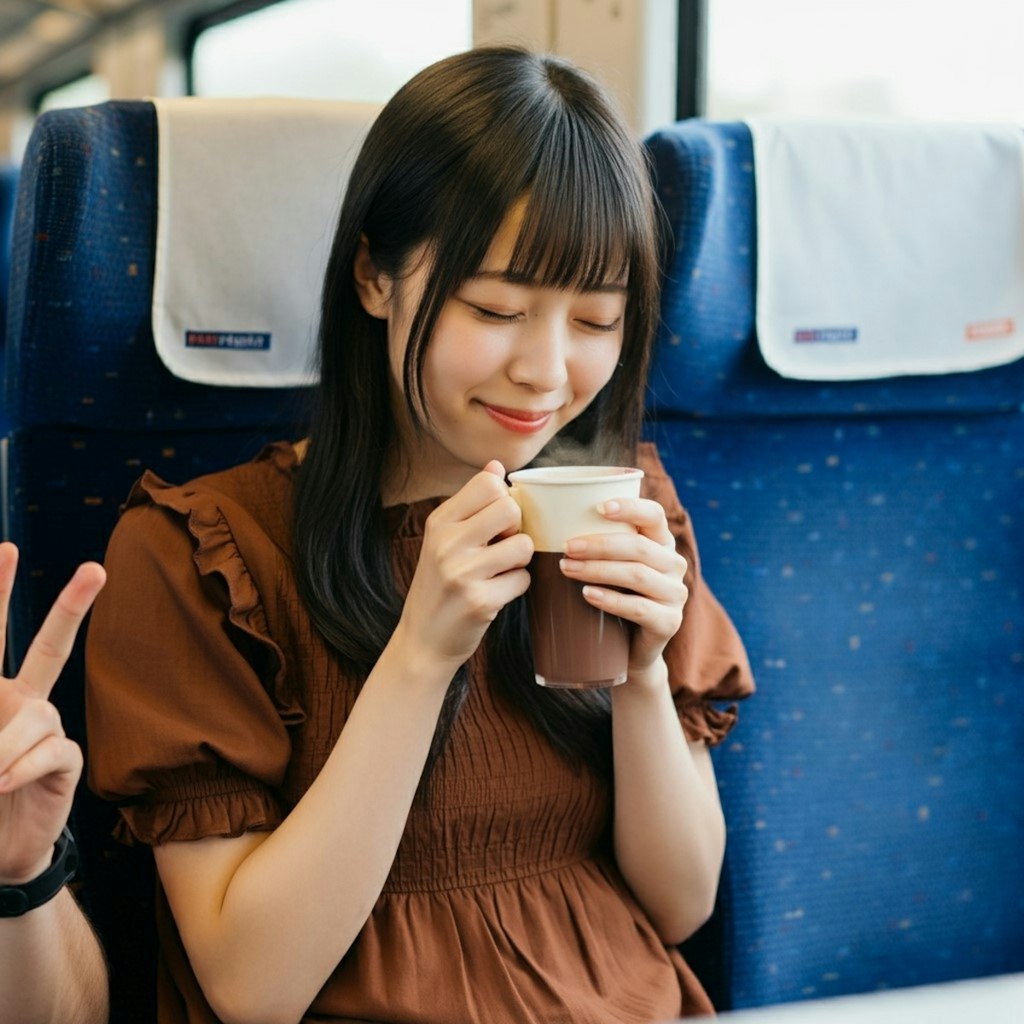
[480,403,554,435]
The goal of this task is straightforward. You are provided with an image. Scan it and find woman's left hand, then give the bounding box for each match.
[0,543,106,884]
[559,498,688,678]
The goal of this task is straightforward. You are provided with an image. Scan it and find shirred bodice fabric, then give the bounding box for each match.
[85,441,753,1023]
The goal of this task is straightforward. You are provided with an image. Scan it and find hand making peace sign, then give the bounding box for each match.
[0,543,105,884]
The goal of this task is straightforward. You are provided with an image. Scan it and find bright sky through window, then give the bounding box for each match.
[192,0,471,103]
[707,0,1024,122]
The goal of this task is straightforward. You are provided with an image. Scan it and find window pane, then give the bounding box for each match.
[191,0,472,102]
[38,73,110,113]
[706,0,1024,122]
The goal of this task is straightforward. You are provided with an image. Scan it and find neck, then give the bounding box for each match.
[381,443,475,506]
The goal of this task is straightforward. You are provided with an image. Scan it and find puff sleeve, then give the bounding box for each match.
[85,472,303,846]
[637,443,755,745]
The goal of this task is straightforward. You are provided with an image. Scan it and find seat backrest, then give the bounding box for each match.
[0,162,19,438]
[645,120,1024,1010]
[2,99,365,1021]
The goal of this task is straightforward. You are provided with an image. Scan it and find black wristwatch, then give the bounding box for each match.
[0,827,79,918]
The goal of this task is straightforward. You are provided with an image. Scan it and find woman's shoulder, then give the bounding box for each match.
[124,439,298,514]
[111,440,300,569]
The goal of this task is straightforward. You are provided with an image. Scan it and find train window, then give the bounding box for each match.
[188,0,472,101]
[36,73,110,114]
[705,0,1024,122]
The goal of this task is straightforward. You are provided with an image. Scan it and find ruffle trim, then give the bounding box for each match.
[677,698,740,747]
[115,783,284,846]
[124,464,305,729]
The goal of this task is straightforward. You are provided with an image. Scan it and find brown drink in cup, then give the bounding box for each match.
[508,466,644,688]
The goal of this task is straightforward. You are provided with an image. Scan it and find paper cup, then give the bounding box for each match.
[508,466,643,688]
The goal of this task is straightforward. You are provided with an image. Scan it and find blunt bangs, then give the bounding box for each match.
[421,75,649,297]
[507,131,644,295]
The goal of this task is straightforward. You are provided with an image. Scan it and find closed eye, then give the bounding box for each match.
[579,318,622,333]
[470,304,522,323]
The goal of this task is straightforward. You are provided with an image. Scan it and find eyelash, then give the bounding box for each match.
[472,306,520,324]
[580,319,622,333]
[470,305,621,333]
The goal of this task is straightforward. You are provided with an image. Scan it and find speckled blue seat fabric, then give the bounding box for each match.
[645,120,1024,1010]
[0,162,19,436]
[3,101,312,1022]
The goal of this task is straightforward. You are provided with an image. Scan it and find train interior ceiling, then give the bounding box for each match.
[0,0,680,163]
[0,0,196,155]
[1,1,1023,1021]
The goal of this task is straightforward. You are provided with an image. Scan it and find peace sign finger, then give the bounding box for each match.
[0,542,18,673]
[15,560,106,700]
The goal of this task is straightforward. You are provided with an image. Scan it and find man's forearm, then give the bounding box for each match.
[0,886,108,1024]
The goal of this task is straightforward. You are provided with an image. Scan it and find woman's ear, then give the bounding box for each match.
[353,234,392,320]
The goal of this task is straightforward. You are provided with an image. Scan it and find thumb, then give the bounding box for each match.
[483,460,506,479]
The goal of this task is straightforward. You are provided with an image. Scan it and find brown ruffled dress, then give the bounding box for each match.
[85,441,754,1024]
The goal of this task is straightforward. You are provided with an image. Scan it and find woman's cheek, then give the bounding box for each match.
[578,339,624,395]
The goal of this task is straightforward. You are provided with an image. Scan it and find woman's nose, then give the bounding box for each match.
[507,321,570,392]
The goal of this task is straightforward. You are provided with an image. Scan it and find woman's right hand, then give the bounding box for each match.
[395,460,533,672]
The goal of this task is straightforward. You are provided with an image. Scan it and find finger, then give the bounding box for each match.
[431,466,511,526]
[581,584,685,635]
[489,461,521,540]
[472,532,534,579]
[462,491,524,548]
[432,486,521,549]
[0,699,65,775]
[480,566,532,611]
[0,734,82,795]
[559,557,687,606]
[566,531,687,578]
[594,497,675,544]
[0,542,18,674]
[439,532,533,600]
[17,562,107,699]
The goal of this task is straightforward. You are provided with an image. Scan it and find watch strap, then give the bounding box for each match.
[0,827,79,918]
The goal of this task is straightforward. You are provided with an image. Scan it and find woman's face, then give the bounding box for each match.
[367,202,628,503]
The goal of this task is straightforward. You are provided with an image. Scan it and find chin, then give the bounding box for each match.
[497,453,541,473]
[500,438,557,473]
[456,427,565,477]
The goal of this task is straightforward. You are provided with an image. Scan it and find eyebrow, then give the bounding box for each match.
[468,270,628,294]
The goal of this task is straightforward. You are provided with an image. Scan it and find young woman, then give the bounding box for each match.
[86,47,753,1024]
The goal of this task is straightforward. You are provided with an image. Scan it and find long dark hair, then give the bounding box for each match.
[294,47,661,781]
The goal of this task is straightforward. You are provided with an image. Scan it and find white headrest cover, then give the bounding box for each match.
[151,97,380,387]
[750,119,1024,381]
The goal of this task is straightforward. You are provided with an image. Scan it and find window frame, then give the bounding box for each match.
[676,0,706,119]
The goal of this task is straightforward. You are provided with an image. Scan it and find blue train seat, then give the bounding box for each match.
[1,99,366,1021]
[0,163,19,440]
[645,120,1024,1009]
